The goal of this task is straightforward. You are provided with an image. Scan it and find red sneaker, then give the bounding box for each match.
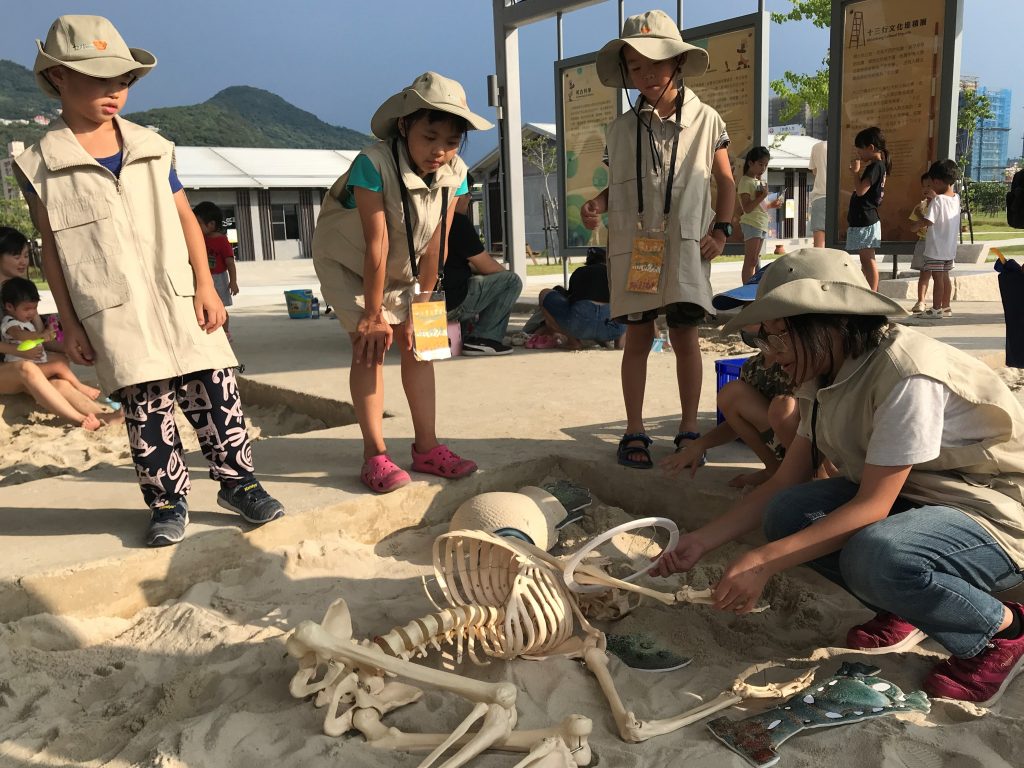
[924,607,1024,706]
[845,612,927,653]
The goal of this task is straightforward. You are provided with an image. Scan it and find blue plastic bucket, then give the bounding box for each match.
[284,289,313,319]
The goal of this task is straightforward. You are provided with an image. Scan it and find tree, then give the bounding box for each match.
[962,181,1007,215]
[957,88,994,179]
[0,178,37,240]
[521,133,558,208]
[769,0,831,121]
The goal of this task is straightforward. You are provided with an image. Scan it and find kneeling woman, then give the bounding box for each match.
[655,248,1024,705]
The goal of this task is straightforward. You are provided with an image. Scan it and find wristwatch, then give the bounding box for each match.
[712,222,733,237]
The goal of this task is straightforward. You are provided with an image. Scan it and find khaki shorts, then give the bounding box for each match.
[313,256,412,333]
[615,301,706,328]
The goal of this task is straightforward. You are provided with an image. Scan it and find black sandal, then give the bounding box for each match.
[617,433,653,469]
[673,431,707,466]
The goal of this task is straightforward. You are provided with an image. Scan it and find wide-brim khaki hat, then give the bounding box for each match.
[722,248,908,332]
[371,71,493,140]
[596,9,709,88]
[34,15,156,99]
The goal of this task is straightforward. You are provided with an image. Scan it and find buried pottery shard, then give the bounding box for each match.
[706,662,930,768]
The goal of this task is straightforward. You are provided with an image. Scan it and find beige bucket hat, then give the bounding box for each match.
[722,248,908,332]
[371,71,493,140]
[34,15,156,99]
[596,9,709,88]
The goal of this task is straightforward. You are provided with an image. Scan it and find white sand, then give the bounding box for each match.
[0,398,326,486]
[2,486,1022,768]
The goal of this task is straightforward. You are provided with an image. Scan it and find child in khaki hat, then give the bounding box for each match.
[15,15,284,547]
[580,9,736,470]
[312,72,492,494]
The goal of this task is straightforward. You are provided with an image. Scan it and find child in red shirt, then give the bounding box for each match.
[193,202,238,340]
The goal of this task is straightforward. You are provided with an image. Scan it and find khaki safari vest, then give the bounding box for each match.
[605,87,726,317]
[15,116,235,394]
[312,141,466,298]
[798,325,1024,566]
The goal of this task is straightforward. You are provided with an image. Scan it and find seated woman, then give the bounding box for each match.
[0,349,119,430]
[0,227,63,355]
[0,228,117,430]
[528,247,624,350]
[654,248,1024,706]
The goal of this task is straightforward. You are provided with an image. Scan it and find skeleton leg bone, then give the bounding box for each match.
[355,712,593,766]
[425,700,517,768]
[510,736,578,768]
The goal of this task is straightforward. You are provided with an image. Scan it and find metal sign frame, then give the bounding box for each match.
[826,0,964,260]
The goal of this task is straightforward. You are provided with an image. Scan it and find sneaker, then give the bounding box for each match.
[217,476,285,524]
[146,499,189,547]
[924,608,1024,706]
[845,611,927,653]
[461,336,513,356]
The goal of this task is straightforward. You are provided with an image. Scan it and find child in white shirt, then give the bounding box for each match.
[912,160,961,318]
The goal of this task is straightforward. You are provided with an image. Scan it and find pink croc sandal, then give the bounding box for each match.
[360,454,411,494]
[410,443,478,479]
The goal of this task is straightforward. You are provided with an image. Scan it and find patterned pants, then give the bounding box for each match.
[120,368,255,508]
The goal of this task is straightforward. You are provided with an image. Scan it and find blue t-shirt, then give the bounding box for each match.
[341,153,468,209]
[20,150,183,196]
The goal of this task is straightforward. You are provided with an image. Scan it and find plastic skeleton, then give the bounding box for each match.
[287,599,591,768]
[286,522,812,766]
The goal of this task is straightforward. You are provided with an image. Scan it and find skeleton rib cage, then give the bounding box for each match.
[374,531,581,664]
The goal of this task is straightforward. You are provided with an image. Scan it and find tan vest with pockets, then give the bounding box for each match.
[797,325,1024,566]
[15,116,236,394]
[605,87,725,317]
[312,140,466,291]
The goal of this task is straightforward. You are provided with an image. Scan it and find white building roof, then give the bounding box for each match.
[470,123,556,177]
[174,146,358,189]
[765,134,820,170]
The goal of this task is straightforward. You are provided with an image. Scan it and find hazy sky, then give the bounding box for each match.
[6,1,1022,163]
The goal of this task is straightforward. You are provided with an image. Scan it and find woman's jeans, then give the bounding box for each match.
[763,477,1023,657]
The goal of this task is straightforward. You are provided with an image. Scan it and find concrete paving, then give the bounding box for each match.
[2,257,1017,622]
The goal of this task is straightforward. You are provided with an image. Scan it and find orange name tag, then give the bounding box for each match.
[627,232,665,294]
[411,292,451,361]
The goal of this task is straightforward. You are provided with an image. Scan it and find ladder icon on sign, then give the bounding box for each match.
[849,11,866,48]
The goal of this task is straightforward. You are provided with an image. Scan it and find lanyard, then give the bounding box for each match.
[810,397,820,477]
[635,92,683,220]
[391,138,448,286]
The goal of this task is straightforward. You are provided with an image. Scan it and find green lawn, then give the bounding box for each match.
[990,245,1024,259]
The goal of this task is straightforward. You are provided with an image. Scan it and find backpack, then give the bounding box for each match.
[1008,170,1024,228]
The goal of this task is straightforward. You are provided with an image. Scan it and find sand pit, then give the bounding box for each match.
[0,384,334,487]
[2,472,1022,768]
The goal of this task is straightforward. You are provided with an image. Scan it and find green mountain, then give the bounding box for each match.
[126,86,372,149]
[0,60,371,150]
[0,59,60,120]
[0,59,60,150]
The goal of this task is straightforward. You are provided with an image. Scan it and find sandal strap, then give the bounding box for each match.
[619,432,652,447]
[673,431,701,447]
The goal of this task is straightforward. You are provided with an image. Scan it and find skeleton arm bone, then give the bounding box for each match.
[583,638,815,743]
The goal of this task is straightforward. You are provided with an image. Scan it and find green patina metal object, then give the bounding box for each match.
[707,662,930,767]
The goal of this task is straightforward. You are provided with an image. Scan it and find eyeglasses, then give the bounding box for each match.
[749,327,790,355]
